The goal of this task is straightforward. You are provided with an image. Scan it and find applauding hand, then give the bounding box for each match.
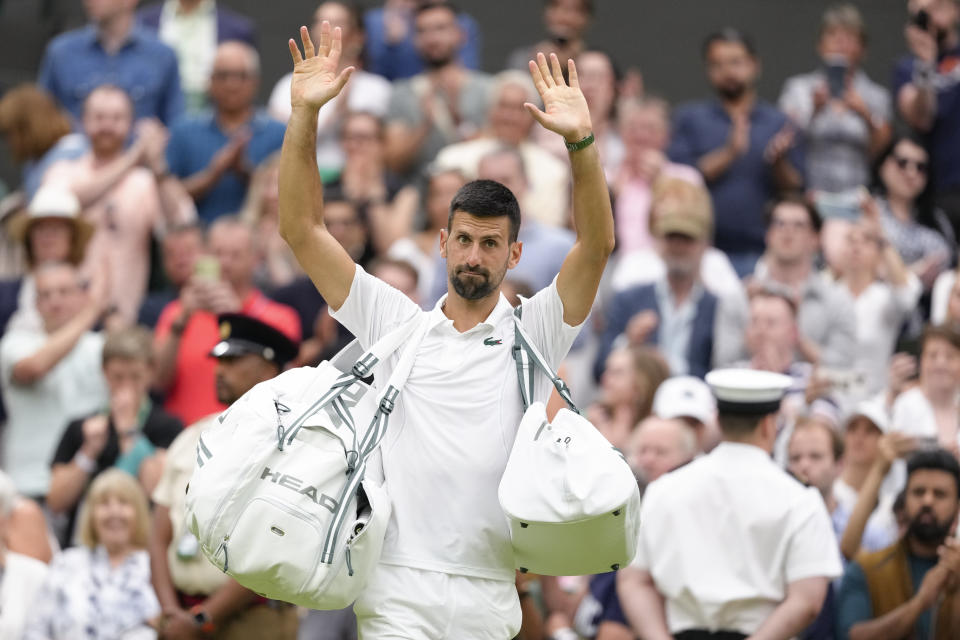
[526,52,593,144]
[287,21,354,112]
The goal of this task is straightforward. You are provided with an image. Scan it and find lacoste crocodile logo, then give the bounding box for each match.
[483,337,503,346]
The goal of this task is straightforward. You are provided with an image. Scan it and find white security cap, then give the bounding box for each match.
[652,375,716,425]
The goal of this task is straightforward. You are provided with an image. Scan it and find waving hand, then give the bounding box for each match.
[525,52,593,143]
[287,22,354,111]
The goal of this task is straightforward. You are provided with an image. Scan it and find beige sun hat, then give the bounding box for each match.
[8,186,94,264]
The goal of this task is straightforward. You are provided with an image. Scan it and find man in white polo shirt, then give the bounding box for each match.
[618,369,843,640]
[279,21,614,640]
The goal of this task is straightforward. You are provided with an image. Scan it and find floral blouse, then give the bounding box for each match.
[23,546,160,640]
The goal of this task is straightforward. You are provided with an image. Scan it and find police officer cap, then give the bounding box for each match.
[705,368,793,415]
[210,313,299,367]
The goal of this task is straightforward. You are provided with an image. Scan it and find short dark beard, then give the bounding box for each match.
[423,54,455,70]
[450,265,496,300]
[907,507,953,546]
[716,82,748,102]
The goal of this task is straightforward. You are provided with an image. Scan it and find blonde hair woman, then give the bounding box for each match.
[24,470,160,639]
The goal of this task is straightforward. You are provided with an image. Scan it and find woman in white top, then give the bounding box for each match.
[0,472,48,640]
[838,196,921,398]
[890,325,960,458]
[24,470,160,640]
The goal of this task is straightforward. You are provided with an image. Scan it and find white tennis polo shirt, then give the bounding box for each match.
[331,264,581,582]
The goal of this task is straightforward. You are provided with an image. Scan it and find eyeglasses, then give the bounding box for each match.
[892,155,928,174]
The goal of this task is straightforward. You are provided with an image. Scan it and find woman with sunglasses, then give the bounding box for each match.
[874,135,954,292]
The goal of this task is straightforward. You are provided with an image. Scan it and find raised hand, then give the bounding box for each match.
[287,22,354,112]
[526,52,592,143]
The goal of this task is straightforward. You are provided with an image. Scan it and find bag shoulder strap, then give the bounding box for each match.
[511,305,579,414]
[348,311,425,379]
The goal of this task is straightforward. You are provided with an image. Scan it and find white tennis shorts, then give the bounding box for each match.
[354,563,521,639]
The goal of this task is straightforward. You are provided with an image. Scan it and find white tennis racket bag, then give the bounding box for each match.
[184,316,427,609]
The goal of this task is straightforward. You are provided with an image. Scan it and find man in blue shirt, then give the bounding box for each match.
[668,28,803,277]
[834,448,960,639]
[166,41,286,223]
[38,0,183,125]
[894,0,960,238]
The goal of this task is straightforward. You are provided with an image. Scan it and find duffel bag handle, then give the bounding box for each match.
[512,306,580,415]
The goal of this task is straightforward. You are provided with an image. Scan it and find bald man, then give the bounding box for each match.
[628,416,698,486]
[166,40,287,222]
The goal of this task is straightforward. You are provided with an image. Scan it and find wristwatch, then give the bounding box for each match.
[190,606,215,634]
[565,132,595,152]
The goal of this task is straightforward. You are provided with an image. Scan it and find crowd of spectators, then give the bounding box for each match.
[0,0,959,638]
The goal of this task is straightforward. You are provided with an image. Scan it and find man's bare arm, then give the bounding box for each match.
[747,576,827,640]
[616,566,673,640]
[525,53,614,326]
[278,23,357,311]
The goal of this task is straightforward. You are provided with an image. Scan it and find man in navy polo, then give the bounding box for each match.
[165,41,286,223]
[668,28,803,278]
[38,0,183,125]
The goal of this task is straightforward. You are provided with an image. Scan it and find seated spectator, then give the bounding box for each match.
[2,186,93,334]
[587,345,669,452]
[48,327,183,546]
[0,262,109,500]
[894,0,960,239]
[651,374,720,453]
[42,85,197,326]
[0,85,86,199]
[138,222,204,328]
[269,2,391,178]
[506,0,593,72]
[167,41,286,223]
[138,0,257,111]
[38,0,183,124]
[433,70,570,228]
[835,449,960,638]
[837,200,921,398]
[0,472,48,640]
[835,401,907,558]
[364,0,482,81]
[890,324,960,457]
[751,195,856,369]
[426,147,574,304]
[153,217,300,425]
[151,314,299,637]
[668,29,803,277]
[596,178,747,379]
[874,135,954,291]
[24,470,160,639]
[388,167,467,303]
[779,4,891,199]
[628,415,698,488]
[383,1,491,182]
[611,96,702,253]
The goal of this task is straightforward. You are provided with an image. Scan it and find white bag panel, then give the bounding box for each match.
[498,403,638,522]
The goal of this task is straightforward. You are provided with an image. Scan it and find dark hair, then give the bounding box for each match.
[718,412,762,437]
[415,1,459,19]
[764,192,823,233]
[791,417,844,461]
[921,323,960,355]
[448,180,521,243]
[871,132,937,222]
[906,448,960,497]
[701,27,757,60]
[316,1,364,32]
[545,0,594,16]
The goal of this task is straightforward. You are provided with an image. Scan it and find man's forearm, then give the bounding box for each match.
[46,463,91,513]
[182,165,228,200]
[278,106,324,244]
[156,174,197,226]
[11,304,101,385]
[772,156,803,191]
[150,506,180,611]
[697,145,739,183]
[68,147,142,207]
[200,578,257,624]
[840,462,886,561]
[748,594,820,640]
[153,324,184,391]
[901,83,937,132]
[569,139,615,258]
[617,569,672,640]
[849,597,924,640]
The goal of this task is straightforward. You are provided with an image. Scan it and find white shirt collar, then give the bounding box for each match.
[430,291,514,334]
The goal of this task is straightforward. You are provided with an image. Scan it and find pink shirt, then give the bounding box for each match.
[613,162,703,253]
[44,157,195,324]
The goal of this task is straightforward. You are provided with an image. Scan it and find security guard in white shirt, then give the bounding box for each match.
[618,369,843,640]
[280,19,615,640]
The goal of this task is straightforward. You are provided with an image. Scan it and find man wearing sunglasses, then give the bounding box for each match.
[165,40,286,223]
